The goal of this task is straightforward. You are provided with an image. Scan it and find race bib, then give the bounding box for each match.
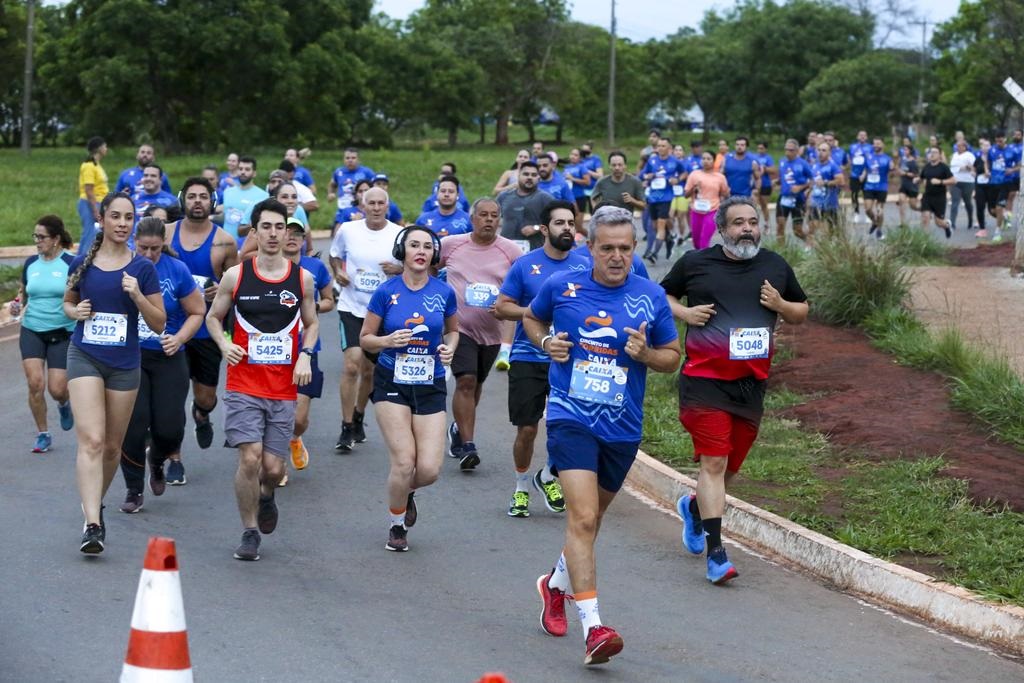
[138,314,158,340]
[977,174,990,185]
[394,353,434,385]
[226,207,243,225]
[568,360,627,407]
[248,332,292,365]
[853,155,865,166]
[672,184,684,197]
[867,173,881,184]
[779,195,796,208]
[693,198,712,212]
[729,327,770,360]
[651,177,667,190]
[993,157,1006,171]
[465,283,499,308]
[514,240,531,254]
[354,269,384,293]
[583,188,594,197]
[811,185,826,197]
[83,313,128,347]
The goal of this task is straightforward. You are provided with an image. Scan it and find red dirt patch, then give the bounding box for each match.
[772,320,1024,511]
[947,242,1014,267]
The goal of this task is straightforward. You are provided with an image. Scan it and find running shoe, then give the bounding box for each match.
[290,438,309,470]
[149,461,166,496]
[352,410,368,443]
[335,423,355,452]
[120,491,144,514]
[532,470,566,513]
[508,491,530,518]
[166,460,187,486]
[676,494,706,555]
[446,422,462,458]
[645,254,657,265]
[584,625,624,666]
[277,472,288,487]
[192,401,213,449]
[706,546,739,585]
[405,491,418,528]
[257,494,278,534]
[58,402,74,431]
[536,572,569,637]
[233,529,261,561]
[992,230,1003,243]
[459,441,480,471]
[386,524,408,552]
[32,432,52,453]
[494,348,511,371]
[80,523,104,555]
[944,226,952,239]
[975,228,989,238]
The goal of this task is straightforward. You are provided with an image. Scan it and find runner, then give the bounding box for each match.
[847,130,872,224]
[949,139,977,231]
[167,177,239,483]
[661,195,807,584]
[440,198,521,470]
[221,156,268,244]
[988,132,1022,241]
[917,147,956,239]
[590,152,645,213]
[753,142,775,230]
[205,198,319,561]
[722,136,761,200]
[415,175,472,238]
[527,205,680,666]
[115,144,172,195]
[282,217,335,476]
[360,226,459,551]
[775,140,812,245]
[328,147,375,210]
[118,217,205,513]
[10,215,76,453]
[493,149,531,195]
[974,137,994,238]
[669,144,691,250]
[808,141,845,239]
[496,200,588,518]
[333,179,370,234]
[537,153,575,204]
[640,137,685,263]
[328,187,404,452]
[684,151,730,250]
[218,153,240,195]
[896,142,921,226]
[421,161,470,214]
[63,192,166,554]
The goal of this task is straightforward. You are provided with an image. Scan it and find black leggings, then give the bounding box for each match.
[975,184,995,230]
[121,349,190,494]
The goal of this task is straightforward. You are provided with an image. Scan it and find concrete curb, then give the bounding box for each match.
[626,450,1024,656]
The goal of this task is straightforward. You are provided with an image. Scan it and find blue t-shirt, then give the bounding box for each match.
[755,153,774,190]
[420,184,470,214]
[538,171,574,203]
[331,166,376,207]
[299,255,332,354]
[529,272,678,442]
[809,159,842,209]
[849,142,872,175]
[723,154,758,197]
[1009,143,1023,181]
[139,255,197,352]
[500,248,590,363]
[22,252,76,333]
[131,190,177,217]
[641,155,684,204]
[217,172,237,196]
[415,208,472,238]
[581,155,603,190]
[563,163,589,199]
[779,157,813,199]
[863,152,892,192]
[686,155,704,173]
[830,146,847,167]
[222,185,269,239]
[116,166,172,195]
[294,166,315,188]
[989,145,1021,184]
[572,242,649,279]
[334,205,365,225]
[386,201,403,224]
[366,276,458,380]
[69,254,161,369]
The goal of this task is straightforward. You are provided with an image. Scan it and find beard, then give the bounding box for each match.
[550,231,575,252]
[721,232,761,260]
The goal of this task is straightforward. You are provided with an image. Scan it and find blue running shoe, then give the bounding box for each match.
[677,494,706,555]
[58,402,74,431]
[32,432,52,453]
[446,421,462,458]
[706,547,738,585]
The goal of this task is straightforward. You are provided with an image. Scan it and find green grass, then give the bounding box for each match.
[882,226,950,265]
[0,264,21,301]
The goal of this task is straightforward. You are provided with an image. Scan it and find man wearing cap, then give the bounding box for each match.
[372,174,405,225]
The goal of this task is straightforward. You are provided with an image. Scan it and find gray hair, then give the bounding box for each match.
[470,196,500,217]
[364,186,389,205]
[588,205,636,242]
[714,195,760,232]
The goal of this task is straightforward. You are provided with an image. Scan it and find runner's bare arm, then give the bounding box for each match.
[523,308,572,362]
[494,293,527,321]
[206,266,245,364]
[358,311,411,353]
[215,228,240,275]
[760,279,808,325]
[317,283,335,314]
[623,321,681,372]
[438,315,460,365]
[293,270,318,386]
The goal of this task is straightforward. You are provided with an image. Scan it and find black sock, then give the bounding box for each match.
[689,497,702,523]
[353,409,364,425]
[704,517,722,553]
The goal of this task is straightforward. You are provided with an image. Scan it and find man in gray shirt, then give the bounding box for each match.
[591,151,646,212]
[497,161,554,251]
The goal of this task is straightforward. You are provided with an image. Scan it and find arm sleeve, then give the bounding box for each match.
[137,259,162,296]
[499,260,523,299]
[659,254,688,298]
[649,292,679,346]
[528,278,556,322]
[329,226,346,259]
[314,262,331,291]
[781,261,808,303]
[445,285,459,317]
[176,261,198,298]
[366,286,387,318]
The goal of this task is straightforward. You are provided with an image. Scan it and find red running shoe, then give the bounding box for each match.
[536,573,569,637]
[584,625,624,666]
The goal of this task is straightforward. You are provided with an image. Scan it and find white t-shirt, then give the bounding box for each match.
[329,219,403,317]
[950,151,977,183]
[293,180,316,205]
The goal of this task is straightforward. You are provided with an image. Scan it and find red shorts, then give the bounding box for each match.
[679,406,760,473]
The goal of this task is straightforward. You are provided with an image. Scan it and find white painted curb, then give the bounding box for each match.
[626,450,1024,656]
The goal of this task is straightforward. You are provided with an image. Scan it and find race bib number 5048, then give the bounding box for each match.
[729,327,770,360]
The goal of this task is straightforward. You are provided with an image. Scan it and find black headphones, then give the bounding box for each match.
[178,183,218,212]
[392,225,441,266]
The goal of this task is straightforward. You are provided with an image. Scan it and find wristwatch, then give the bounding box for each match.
[300,347,314,357]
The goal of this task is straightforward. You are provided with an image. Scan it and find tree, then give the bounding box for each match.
[798,51,918,138]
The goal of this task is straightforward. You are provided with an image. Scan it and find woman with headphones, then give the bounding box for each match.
[359,225,459,552]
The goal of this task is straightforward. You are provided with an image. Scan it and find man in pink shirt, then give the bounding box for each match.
[439,198,522,470]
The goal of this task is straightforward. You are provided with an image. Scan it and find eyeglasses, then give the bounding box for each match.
[32,233,50,241]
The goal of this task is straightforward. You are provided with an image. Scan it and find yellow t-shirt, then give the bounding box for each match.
[78,161,109,200]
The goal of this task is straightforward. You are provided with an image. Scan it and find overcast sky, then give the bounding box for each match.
[375,0,962,46]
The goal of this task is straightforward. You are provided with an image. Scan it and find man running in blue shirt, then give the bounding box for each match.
[723,137,761,199]
[415,176,471,238]
[848,130,872,224]
[328,148,375,210]
[116,144,172,195]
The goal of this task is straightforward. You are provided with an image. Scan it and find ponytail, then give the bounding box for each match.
[67,231,103,290]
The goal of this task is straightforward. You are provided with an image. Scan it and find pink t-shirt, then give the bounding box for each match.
[685,170,730,213]
[440,233,521,345]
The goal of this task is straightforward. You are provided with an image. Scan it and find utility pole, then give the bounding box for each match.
[607,0,616,147]
[20,0,36,155]
[908,18,931,135]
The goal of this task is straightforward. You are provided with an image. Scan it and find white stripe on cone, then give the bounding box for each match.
[121,663,193,683]
[130,570,188,632]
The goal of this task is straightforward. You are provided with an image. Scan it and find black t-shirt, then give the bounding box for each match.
[920,162,953,197]
[899,158,919,192]
[661,245,807,420]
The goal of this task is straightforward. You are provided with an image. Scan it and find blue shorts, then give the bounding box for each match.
[297,352,324,399]
[546,420,639,493]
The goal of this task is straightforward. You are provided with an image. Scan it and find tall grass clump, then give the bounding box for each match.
[882,227,949,265]
[800,232,911,325]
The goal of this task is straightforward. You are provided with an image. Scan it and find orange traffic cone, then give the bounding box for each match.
[120,537,193,682]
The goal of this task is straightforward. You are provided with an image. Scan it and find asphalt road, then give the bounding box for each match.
[1,241,1021,683]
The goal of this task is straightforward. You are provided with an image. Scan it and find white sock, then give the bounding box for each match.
[576,596,602,635]
[499,342,511,354]
[389,510,406,528]
[540,464,556,483]
[548,552,570,592]
[515,469,531,492]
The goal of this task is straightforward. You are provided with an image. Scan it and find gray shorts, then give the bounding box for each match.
[66,343,140,391]
[222,390,296,459]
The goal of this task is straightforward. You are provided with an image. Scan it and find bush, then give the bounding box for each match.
[883,227,949,265]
